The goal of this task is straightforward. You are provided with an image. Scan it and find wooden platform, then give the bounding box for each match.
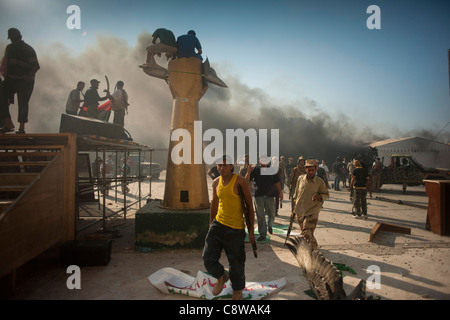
[0,134,77,282]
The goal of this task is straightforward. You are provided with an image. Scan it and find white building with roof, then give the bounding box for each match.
[369,137,450,169]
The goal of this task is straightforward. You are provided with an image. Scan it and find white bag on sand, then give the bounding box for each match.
[148,267,286,300]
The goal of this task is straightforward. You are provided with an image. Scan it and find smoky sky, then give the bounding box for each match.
[1,32,448,166]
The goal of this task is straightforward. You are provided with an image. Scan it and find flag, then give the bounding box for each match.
[97,100,111,121]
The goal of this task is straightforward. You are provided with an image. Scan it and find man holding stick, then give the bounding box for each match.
[291,159,329,250]
[203,155,255,300]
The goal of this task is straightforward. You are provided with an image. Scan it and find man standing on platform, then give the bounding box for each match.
[0,28,40,134]
[84,79,109,119]
[65,81,85,115]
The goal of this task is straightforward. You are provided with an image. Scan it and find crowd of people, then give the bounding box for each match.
[205,152,383,298]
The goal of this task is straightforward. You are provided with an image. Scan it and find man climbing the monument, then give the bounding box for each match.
[141,28,177,68]
[177,30,203,60]
[203,155,255,300]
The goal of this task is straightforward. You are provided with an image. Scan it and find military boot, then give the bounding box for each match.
[212,272,229,296]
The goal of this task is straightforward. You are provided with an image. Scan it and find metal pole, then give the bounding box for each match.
[138,149,142,209]
[102,147,106,231]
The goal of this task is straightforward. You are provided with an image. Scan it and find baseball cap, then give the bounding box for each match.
[7,28,21,39]
[305,159,317,167]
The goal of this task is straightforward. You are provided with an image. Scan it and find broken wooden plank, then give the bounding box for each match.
[369,222,411,242]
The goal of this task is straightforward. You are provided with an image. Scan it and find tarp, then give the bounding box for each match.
[148,267,286,300]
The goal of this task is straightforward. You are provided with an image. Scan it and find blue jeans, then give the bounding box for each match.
[253,195,275,238]
[334,175,341,190]
[202,220,246,291]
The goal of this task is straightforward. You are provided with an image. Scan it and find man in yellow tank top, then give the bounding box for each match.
[202,155,255,300]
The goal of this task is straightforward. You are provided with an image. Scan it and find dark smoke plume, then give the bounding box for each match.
[1,33,447,167]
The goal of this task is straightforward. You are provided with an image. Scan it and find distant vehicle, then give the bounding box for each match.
[126,155,161,179]
[380,154,450,191]
[139,162,161,179]
[349,148,450,192]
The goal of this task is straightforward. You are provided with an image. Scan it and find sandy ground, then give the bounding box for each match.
[8,170,450,301]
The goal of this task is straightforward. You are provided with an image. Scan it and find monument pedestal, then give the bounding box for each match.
[135,200,209,250]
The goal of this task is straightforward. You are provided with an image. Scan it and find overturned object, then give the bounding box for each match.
[369,222,411,242]
[286,236,366,300]
[148,267,285,300]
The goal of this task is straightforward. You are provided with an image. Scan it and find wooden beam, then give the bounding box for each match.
[0,161,51,167]
[369,222,411,242]
[0,152,58,157]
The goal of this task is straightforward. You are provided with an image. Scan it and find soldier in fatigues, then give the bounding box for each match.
[289,156,306,205]
[292,159,329,250]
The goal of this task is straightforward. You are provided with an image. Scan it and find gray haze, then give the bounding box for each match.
[1,33,448,166]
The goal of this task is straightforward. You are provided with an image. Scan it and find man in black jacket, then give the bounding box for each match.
[84,79,109,119]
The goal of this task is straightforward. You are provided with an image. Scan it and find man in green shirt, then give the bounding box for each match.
[141,28,177,67]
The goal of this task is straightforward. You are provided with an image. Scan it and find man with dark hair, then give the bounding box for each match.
[0,28,40,134]
[351,159,370,219]
[176,30,203,60]
[289,156,306,200]
[84,79,109,119]
[110,80,129,127]
[245,155,283,241]
[203,155,255,300]
[65,81,85,115]
[141,28,177,68]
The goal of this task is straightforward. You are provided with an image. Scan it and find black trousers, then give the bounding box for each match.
[202,220,246,291]
[0,77,34,123]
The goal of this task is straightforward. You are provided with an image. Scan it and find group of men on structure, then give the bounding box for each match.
[65,78,129,128]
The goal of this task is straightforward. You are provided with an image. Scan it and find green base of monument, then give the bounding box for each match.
[135,200,210,250]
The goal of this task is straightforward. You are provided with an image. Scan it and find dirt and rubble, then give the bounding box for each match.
[9,171,450,300]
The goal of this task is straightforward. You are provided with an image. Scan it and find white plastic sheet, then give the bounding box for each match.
[148,267,286,300]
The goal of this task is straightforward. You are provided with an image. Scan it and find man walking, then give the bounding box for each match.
[245,155,283,241]
[351,159,370,219]
[203,155,255,300]
[292,159,329,250]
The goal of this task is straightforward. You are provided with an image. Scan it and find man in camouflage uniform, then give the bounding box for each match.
[292,159,329,250]
[289,156,306,200]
